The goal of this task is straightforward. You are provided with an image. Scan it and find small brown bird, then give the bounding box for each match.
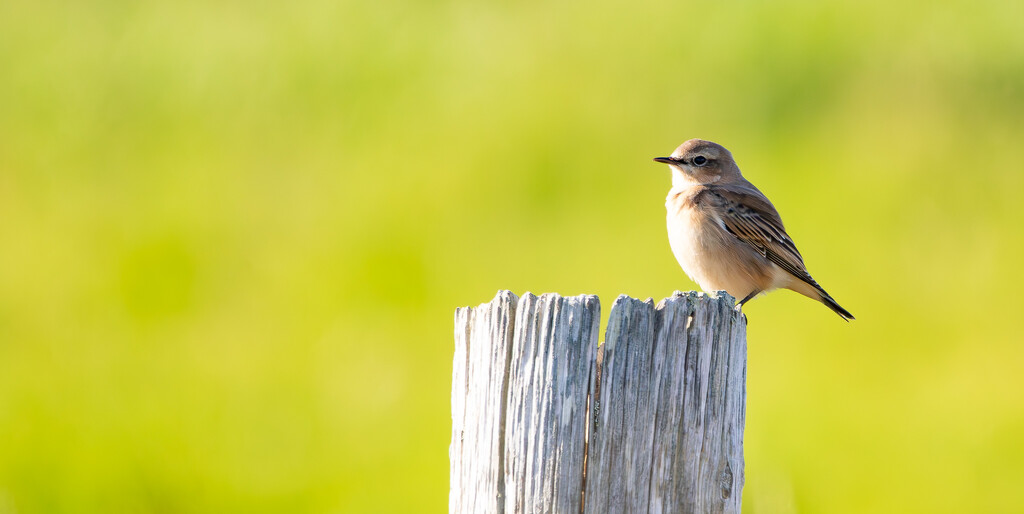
[655,139,854,320]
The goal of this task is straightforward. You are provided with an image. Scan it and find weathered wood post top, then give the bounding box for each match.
[450,290,747,513]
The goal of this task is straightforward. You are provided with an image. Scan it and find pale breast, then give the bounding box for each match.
[665,188,774,299]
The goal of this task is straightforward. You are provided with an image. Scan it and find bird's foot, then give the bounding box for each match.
[733,303,749,324]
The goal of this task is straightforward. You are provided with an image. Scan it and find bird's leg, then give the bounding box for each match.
[734,290,759,325]
[736,289,761,309]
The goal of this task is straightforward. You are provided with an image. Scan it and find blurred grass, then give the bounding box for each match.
[1,0,1023,512]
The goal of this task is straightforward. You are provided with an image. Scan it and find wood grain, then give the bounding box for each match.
[451,290,746,514]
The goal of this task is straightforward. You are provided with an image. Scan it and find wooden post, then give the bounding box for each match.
[451,290,747,514]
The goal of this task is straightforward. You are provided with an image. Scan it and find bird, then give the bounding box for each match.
[654,139,854,321]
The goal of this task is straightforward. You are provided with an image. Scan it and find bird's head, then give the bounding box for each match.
[654,139,741,186]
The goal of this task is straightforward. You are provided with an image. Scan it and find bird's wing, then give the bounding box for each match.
[700,184,822,289]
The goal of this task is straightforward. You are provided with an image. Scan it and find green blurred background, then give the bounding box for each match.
[2,0,1023,512]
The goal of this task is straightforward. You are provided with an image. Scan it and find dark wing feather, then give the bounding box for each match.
[701,184,823,290]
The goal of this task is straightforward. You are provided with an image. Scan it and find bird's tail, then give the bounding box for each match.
[785,274,855,321]
[818,291,855,321]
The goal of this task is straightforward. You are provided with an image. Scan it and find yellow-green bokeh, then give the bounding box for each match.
[2,0,1023,512]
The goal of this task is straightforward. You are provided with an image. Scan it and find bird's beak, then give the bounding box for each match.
[653,157,676,164]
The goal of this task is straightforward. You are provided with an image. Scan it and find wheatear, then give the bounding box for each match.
[655,139,854,320]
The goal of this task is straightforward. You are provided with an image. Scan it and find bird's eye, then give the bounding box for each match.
[692,155,708,166]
